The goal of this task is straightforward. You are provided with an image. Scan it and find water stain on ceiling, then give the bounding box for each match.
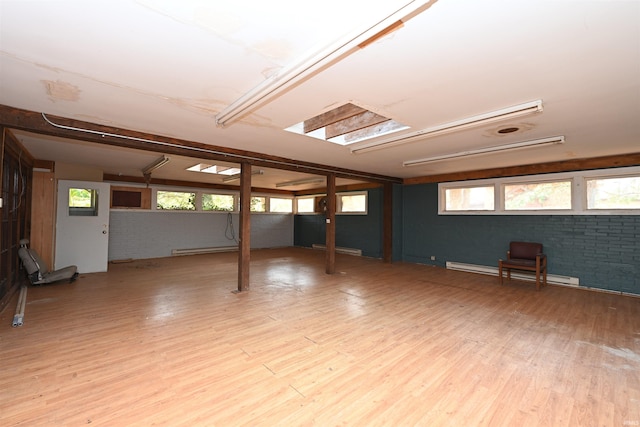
[42,80,81,102]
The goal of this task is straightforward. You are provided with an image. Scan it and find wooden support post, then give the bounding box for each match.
[325,173,336,274]
[383,182,393,263]
[237,162,251,292]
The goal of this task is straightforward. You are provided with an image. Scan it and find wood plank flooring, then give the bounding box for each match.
[1,248,639,426]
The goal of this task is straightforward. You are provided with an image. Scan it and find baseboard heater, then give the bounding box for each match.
[172,246,238,256]
[445,261,580,287]
[311,244,362,256]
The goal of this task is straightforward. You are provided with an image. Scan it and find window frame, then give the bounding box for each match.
[502,178,573,212]
[337,191,368,215]
[202,192,237,212]
[584,173,640,211]
[268,197,294,213]
[155,190,197,211]
[295,196,317,214]
[441,184,496,213]
[439,166,640,216]
[294,191,369,215]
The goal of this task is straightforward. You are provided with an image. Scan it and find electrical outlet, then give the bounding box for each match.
[430,255,436,261]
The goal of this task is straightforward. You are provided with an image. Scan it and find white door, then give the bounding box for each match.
[55,180,110,273]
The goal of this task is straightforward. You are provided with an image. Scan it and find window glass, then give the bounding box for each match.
[339,193,366,213]
[269,198,293,213]
[504,181,571,210]
[445,186,494,211]
[69,188,98,216]
[296,197,315,213]
[203,194,235,211]
[250,196,266,212]
[157,191,196,210]
[587,176,640,209]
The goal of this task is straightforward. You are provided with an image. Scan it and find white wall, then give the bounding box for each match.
[108,211,293,261]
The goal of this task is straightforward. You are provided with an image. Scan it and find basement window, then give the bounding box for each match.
[269,198,293,213]
[202,193,235,211]
[444,186,495,212]
[586,175,640,209]
[296,197,316,213]
[157,191,196,210]
[250,196,266,212]
[439,166,640,215]
[504,181,572,211]
[285,102,408,146]
[338,192,367,214]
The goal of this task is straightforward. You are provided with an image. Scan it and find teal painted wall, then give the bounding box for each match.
[402,183,640,295]
[294,188,386,258]
[292,182,639,294]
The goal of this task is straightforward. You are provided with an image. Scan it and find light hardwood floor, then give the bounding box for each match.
[1,248,639,426]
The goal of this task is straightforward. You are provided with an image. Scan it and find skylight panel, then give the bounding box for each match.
[285,103,408,146]
[187,164,241,175]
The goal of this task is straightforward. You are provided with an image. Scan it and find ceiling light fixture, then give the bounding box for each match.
[215,1,435,127]
[222,169,264,183]
[142,156,170,175]
[275,177,325,188]
[350,100,544,154]
[402,136,565,167]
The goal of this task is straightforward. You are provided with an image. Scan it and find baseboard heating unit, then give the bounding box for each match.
[445,261,579,287]
[311,244,362,256]
[172,246,238,256]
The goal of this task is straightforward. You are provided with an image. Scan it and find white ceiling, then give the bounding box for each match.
[1,0,639,189]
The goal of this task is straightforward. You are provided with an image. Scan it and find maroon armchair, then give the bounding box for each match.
[498,241,547,291]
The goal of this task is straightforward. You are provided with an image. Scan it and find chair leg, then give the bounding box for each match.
[535,269,541,291]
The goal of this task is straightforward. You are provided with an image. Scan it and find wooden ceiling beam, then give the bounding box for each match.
[303,103,366,134]
[404,153,640,185]
[0,104,401,185]
[325,111,390,140]
[103,174,294,195]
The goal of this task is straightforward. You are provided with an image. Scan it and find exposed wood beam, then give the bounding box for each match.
[103,174,294,195]
[0,105,401,185]
[324,112,389,140]
[294,182,382,197]
[303,103,366,134]
[404,153,640,185]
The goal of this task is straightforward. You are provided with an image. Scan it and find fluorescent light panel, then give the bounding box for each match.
[275,177,324,188]
[402,136,565,167]
[142,156,170,174]
[350,100,543,154]
[215,1,434,127]
[221,169,264,183]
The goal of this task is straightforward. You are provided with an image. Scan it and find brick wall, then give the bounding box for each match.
[402,183,639,295]
[109,211,293,261]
